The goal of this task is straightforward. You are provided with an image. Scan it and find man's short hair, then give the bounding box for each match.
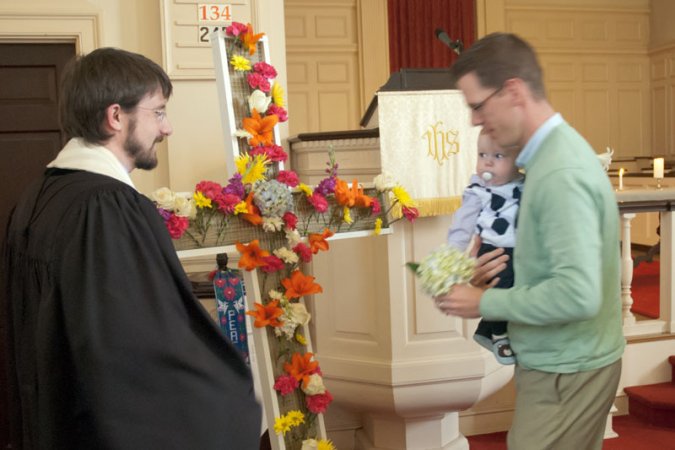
[450,33,546,99]
[59,47,173,143]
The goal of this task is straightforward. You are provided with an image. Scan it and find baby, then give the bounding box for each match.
[446,129,523,364]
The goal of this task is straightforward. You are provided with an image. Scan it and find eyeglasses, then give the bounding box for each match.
[137,106,168,122]
[470,85,504,112]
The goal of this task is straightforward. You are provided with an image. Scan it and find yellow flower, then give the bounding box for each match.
[193,191,212,208]
[273,410,304,436]
[273,415,291,435]
[271,81,285,107]
[298,183,313,197]
[295,332,307,345]
[392,185,415,207]
[286,410,305,427]
[233,201,248,215]
[318,440,336,450]
[374,217,382,235]
[236,154,269,185]
[230,55,251,71]
[343,206,352,224]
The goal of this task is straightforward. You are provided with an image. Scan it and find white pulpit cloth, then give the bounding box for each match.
[378,90,479,217]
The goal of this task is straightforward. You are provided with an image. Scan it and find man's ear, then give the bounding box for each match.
[505,78,532,107]
[104,104,124,133]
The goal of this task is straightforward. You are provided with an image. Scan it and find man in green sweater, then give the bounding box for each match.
[435,33,625,449]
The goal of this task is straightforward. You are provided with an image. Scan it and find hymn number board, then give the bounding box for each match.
[198,4,232,43]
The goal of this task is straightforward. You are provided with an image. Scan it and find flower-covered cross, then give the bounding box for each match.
[149,21,419,450]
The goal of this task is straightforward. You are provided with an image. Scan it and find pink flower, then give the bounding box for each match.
[370,198,382,215]
[214,192,241,214]
[225,22,248,37]
[277,170,299,187]
[261,255,285,273]
[247,73,270,92]
[274,374,299,396]
[166,214,189,239]
[267,104,288,122]
[402,206,419,222]
[253,62,278,79]
[308,192,328,213]
[306,390,333,414]
[215,279,226,288]
[282,211,298,230]
[195,180,223,200]
[293,243,313,263]
[248,144,287,162]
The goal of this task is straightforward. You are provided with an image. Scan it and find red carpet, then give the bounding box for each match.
[466,414,675,449]
[631,261,659,319]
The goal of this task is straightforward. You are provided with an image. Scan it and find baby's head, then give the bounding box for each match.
[476,129,521,186]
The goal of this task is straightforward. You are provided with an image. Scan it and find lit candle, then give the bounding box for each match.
[619,167,624,190]
[654,157,665,179]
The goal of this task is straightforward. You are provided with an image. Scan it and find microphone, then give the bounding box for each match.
[435,28,463,55]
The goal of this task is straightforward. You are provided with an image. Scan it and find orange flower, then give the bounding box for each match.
[333,178,355,207]
[242,109,278,146]
[334,178,372,208]
[282,270,323,299]
[283,352,319,387]
[236,239,270,271]
[308,228,334,254]
[246,299,284,328]
[241,23,265,55]
[240,192,263,226]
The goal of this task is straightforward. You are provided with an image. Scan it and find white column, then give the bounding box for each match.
[621,213,637,326]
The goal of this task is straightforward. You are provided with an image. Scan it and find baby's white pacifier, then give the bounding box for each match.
[481,172,493,182]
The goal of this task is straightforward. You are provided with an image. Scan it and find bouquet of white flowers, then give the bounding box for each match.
[407,244,476,297]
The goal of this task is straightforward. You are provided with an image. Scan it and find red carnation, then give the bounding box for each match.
[306,390,333,414]
[166,214,189,239]
[282,211,298,230]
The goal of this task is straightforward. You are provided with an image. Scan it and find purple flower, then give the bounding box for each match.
[223,173,245,198]
[315,176,336,196]
[157,207,172,221]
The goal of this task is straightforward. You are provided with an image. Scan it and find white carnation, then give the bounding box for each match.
[248,89,272,114]
[285,228,301,246]
[301,374,326,395]
[301,439,319,450]
[274,247,299,264]
[150,187,176,210]
[173,195,196,218]
[373,171,397,192]
[288,302,310,326]
[268,290,284,301]
[262,216,284,232]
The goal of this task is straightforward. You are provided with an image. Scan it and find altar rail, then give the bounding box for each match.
[617,187,675,337]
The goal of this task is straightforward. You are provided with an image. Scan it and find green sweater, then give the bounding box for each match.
[481,122,625,373]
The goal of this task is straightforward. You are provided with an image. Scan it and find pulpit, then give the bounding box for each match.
[288,70,514,450]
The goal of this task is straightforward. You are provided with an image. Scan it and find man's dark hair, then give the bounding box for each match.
[450,33,546,99]
[59,47,173,143]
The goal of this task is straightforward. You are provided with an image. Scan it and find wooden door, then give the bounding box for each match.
[0,42,75,449]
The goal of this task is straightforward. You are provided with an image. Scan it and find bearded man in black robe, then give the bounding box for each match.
[3,47,261,449]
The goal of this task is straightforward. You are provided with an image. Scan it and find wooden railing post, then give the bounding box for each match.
[621,213,637,326]
[660,210,674,333]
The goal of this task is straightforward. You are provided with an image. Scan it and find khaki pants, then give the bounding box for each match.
[507,359,622,450]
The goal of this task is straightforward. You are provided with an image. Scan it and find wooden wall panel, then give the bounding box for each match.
[503,5,651,158]
[650,45,675,156]
[285,0,362,135]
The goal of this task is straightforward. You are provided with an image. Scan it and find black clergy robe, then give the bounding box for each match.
[4,168,261,449]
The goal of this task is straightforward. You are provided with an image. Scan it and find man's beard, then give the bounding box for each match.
[124,117,160,170]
